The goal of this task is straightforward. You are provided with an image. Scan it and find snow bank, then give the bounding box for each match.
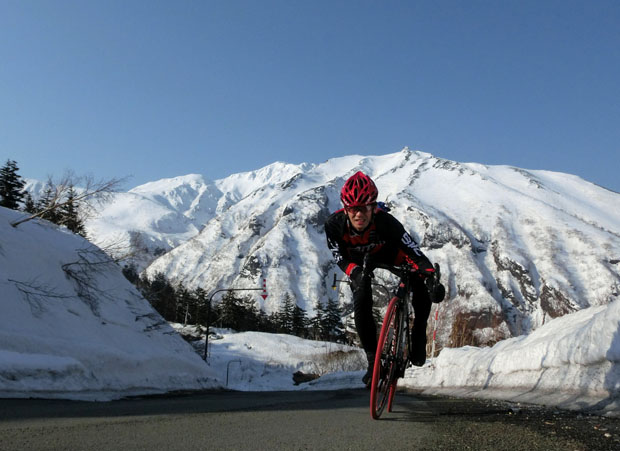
[0,207,218,400]
[403,297,620,415]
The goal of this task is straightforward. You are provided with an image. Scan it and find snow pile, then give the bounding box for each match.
[172,324,366,391]
[0,207,218,400]
[404,297,620,415]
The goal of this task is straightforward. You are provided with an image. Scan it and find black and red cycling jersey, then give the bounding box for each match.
[324,207,434,278]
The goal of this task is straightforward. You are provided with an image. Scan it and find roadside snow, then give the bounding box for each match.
[2,206,619,417]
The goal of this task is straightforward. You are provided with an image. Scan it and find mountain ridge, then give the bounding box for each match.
[133,150,620,348]
[28,149,620,348]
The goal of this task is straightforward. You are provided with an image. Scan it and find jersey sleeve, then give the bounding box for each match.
[383,212,434,272]
[325,213,358,276]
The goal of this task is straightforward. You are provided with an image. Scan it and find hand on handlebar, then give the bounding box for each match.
[349,266,364,287]
[423,263,446,303]
[349,265,372,294]
[411,259,435,277]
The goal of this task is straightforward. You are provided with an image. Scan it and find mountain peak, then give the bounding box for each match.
[128,152,620,350]
[130,173,213,193]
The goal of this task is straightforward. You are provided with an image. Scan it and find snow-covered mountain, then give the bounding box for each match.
[83,174,222,263]
[82,149,620,348]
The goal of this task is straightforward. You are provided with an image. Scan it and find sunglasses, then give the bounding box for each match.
[345,205,373,214]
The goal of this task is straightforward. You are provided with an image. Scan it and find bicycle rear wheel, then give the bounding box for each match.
[370,297,400,419]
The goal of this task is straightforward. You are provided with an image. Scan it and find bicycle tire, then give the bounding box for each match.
[370,296,400,419]
[387,377,398,412]
[387,296,411,413]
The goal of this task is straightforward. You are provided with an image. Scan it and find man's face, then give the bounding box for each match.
[346,205,373,231]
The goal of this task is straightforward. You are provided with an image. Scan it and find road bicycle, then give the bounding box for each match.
[368,260,441,420]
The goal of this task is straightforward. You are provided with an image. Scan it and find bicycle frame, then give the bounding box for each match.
[369,263,416,420]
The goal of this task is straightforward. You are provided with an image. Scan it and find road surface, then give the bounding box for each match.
[1,389,618,450]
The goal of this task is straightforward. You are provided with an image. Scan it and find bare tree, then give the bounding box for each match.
[10,171,126,228]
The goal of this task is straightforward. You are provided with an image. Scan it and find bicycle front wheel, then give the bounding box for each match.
[370,296,400,420]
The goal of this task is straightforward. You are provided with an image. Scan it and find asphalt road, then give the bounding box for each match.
[1,389,619,450]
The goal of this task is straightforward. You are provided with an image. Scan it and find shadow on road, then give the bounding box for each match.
[0,389,372,421]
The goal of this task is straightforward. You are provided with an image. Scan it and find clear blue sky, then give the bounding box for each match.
[2,0,619,192]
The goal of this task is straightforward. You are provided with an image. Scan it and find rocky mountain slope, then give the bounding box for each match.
[83,149,620,348]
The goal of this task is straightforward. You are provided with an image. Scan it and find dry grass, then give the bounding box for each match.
[310,348,366,375]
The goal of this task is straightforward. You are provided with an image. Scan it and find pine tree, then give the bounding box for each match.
[267,311,281,333]
[192,287,209,328]
[0,159,26,210]
[310,299,328,340]
[257,308,276,332]
[59,185,86,237]
[323,297,346,342]
[142,272,177,321]
[218,291,244,330]
[23,192,36,214]
[122,263,140,284]
[36,182,61,223]
[278,294,295,333]
[239,298,260,331]
[291,304,309,338]
[177,286,194,326]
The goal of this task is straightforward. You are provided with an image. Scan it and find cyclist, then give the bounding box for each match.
[325,171,445,386]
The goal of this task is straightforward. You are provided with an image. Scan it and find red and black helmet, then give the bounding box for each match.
[340,171,378,207]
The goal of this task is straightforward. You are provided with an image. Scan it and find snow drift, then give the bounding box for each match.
[0,207,217,400]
